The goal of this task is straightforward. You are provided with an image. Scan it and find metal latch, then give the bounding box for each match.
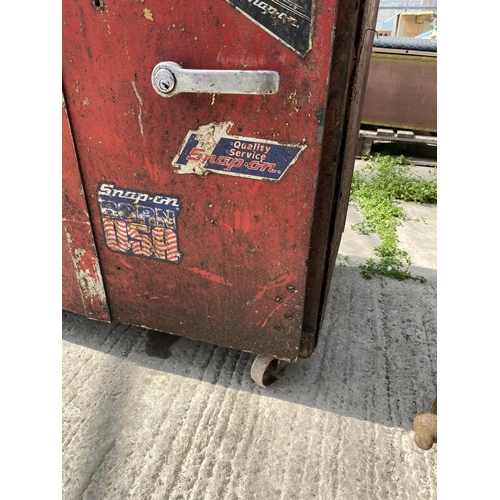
[151,62,280,98]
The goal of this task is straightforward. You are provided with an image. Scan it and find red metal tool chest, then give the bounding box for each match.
[63,0,378,385]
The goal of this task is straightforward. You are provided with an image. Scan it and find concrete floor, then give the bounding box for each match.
[62,161,437,499]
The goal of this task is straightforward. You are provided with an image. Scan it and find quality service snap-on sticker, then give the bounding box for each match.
[225,0,313,57]
[172,122,306,181]
[97,182,182,264]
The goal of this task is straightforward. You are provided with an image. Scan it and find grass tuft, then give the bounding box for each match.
[349,154,437,282]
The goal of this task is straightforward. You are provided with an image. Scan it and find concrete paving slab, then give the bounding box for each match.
[62,159,437,499]
[338,160,437,283]
[337,200,437,282]
[63,278,437,498]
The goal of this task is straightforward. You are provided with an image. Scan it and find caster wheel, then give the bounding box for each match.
[413,398,437,450]
[251,355,290,388]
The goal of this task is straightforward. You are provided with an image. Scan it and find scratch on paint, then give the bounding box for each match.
[143,156,167,185]
[259,291,295,328]
[217,221,234,232]
[204,215,233,233]
[131,81,144,140]
[234,209,252,233]
[143,8,154,21]
[83,97,89,106]
[260,302,284,328]
[255,271,297,300]
[187,267,233,287]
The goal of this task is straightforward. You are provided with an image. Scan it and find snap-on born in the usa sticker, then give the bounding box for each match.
[172,122,306,181]
[97,183,182,263]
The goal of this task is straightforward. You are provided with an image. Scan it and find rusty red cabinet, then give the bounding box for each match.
[62,0,379,386]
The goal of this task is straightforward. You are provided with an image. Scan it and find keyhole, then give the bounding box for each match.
[155,70,175,94]
[160,79,172,92]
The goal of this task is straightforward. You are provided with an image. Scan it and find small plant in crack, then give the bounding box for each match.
[349,154,437,282]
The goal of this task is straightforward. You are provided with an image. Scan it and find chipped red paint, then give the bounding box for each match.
[62,0,377,361]
[62,98,110,321]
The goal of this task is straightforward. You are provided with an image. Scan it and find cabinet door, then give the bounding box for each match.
[62,0,353,360]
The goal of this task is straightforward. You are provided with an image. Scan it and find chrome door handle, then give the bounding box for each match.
[151,62,279,98]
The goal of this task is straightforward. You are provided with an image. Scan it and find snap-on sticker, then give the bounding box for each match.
[172,122,306,182]
[97,182,182,263]
[225,0,313,57]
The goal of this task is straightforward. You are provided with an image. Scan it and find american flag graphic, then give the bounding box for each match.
[152,227,180,263]
[103,218,129,253]
[128,226,154,257]
[98,182,182,264]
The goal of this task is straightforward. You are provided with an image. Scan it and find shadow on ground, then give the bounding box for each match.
[63,265,436,431]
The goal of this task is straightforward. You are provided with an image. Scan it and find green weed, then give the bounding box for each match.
[349,154,437,282]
